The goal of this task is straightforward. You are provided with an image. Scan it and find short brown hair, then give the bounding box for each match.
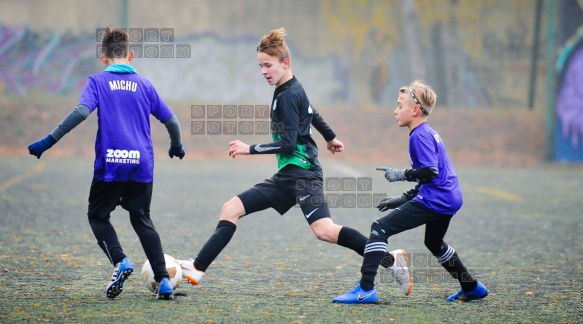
[101,27,129,58]
[257,27,290,61]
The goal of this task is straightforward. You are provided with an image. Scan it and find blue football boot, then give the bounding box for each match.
[156,278,174,300]
[332,283,379,304]
[106,257,133,298]
[446,281,488,302]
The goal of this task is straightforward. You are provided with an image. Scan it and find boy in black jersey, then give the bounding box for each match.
[179,28,412,296]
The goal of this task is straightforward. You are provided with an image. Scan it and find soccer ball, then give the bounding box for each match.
[141,254,182,293]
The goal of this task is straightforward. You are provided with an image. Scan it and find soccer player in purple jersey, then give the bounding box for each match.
[333,80,488,304]
[28,27,185,300]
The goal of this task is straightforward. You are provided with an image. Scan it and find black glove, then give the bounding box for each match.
[376,167,407,182]
[377,194,408,212]
[28,135,57,159]
[168,145,185,159]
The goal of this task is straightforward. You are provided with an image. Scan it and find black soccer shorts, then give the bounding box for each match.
[238,166,331,225]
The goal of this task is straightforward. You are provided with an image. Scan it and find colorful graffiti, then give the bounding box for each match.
[0,1,541,109]
[0,25,349,104]
[0,26,98,95]
[555,37,583,161]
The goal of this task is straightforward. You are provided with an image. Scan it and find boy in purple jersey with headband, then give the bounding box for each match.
[333,80,488,304]
[28,27,185,300]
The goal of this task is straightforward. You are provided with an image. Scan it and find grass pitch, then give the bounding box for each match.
[0,156,581,323]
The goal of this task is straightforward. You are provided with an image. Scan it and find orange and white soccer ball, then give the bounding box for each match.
[141,254,182,293]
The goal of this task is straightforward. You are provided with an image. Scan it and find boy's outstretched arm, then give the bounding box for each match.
[230,99,300,158]
[164,114,185,159]
[311,107,344,154]
[230,125,298,158]
[376,166,439,183]
[28,104,91,159]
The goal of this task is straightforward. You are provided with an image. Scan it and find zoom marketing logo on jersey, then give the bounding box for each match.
[106,149,141,164]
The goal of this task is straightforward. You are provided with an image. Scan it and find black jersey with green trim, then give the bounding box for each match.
[249,76,335,172]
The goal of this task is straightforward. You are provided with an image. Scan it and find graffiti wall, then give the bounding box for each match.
[0,0,541,108]
[0,26,98,95]
[553,0,583,162]
[555,36,583,162]
[0,25,349,104]
[0,24,496,106]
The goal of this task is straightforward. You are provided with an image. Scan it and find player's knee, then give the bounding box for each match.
[220,202,237,221]
[369,221,388,240]
[315,232,335,242]
[312,223,337,242]
[425,239,446,256]
[220,198,244,222]
[128,208,149,219]
[87,210,110,221]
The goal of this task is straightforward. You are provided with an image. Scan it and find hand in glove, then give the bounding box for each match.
[28,135,57,159]
[377,194,408,212]
[168,145,185,159]
[376,167,406,182]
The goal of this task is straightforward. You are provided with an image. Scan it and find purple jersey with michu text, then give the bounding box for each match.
[78,71,174,182]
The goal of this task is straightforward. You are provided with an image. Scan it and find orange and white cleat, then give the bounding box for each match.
[175,258,205,285]
[387,249,413,295]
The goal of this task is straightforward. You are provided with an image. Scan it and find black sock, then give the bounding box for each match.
[380,252,395,268]
[337,226,395,266]
[337,226,367,256]
[359,238,387,291]
[194,220,237,272]
[440,251,477,291]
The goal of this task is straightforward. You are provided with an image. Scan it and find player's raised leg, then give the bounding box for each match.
[180,196,246,285]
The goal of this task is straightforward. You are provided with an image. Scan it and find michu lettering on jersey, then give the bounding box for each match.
[108,80,138,92]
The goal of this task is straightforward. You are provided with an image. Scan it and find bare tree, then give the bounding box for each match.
[443,0,464,107]
[401,0,426,81]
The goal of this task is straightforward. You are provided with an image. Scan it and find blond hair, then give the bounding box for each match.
[400,80,437,115]
[257,27,291,61]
